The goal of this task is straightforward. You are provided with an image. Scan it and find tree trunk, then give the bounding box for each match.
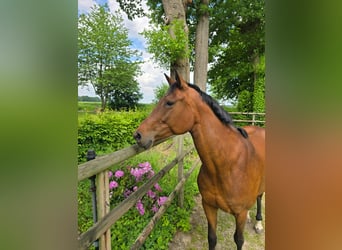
[194,0,209,92]
[162,0,190,82]
[100,94,106,112]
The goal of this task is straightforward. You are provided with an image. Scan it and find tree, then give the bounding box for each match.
[78,96,101,102]
[152,83,169,103]
[116,0,265,111]
[253,54,265,112]
[193,0,209,91]
[207,0,265,111]
[106,61,142,110]
[78,4,142,110]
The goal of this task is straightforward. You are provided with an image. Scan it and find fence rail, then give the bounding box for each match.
[230,112,265,125]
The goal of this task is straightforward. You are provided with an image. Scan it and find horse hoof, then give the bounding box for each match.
[254,226,264,234]
[254,221,264,234]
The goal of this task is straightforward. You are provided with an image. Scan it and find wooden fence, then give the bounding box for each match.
[77,112,265,250]
[230,112,265,126]
[78,135,198,250]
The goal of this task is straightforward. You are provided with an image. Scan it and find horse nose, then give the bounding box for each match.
[133,131,142,142]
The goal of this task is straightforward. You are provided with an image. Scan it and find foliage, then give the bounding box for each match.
[78,96,101,102]
[78,110,149,163]
[237,90,253,112]
[106,62,143,110]
[78,4,142,110]
[253,55,265,112]
[116,0,265,109]
[116,0,146,20]
[152,83,169,103]
[207,0,265,104]
[142,19,191,68]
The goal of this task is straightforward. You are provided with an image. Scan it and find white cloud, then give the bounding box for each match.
[78,0,98,14]
[78,83,97,97]
[138,59,166,103]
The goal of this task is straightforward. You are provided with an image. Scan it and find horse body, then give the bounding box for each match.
[134,72,265,250]
[191,103,265,249]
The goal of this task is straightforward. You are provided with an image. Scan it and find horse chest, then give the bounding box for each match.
[197,165,255,213]
[197,168,228,207]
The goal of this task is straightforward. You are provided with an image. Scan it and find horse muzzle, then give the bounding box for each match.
[133,131,153,149]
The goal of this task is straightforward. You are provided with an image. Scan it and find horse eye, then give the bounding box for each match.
[165,101,174,107]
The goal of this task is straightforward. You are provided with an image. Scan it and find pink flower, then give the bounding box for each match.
[108,171,113,178]
[131,168,143,181]
[124,189,132,198]
[133,186,138,192]
[138,162,151,169]
[114,170,124,178]
[147,190,156,199]
[109,180,118,190]
[136,200,145,215]
[158,196,168,206]
[151,205,158,213]
[131,162,154,181]
[154,183,162,192]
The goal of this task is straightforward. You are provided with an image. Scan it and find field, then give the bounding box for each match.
[78,101,101,113]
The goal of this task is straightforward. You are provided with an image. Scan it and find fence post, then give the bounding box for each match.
[96,170,111,250]
[177,135,184,208]
[87,150,99,250]
[252,113,256,125]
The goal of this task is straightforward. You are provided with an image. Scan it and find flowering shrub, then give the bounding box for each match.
[108,162,168,216]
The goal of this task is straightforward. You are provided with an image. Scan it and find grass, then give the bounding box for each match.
[78,101,101,113]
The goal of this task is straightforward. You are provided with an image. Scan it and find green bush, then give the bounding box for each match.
[78,110,149,163]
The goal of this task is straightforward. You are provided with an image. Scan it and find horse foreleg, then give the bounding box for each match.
[202,201,218,250]
[254,193,264,233]
[246,210,251,223]
[234,210,247,250]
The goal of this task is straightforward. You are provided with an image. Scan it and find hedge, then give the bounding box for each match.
[78,110,150,163]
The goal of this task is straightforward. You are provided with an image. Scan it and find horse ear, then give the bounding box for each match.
[164,73,175,86]
[175,71,187,89]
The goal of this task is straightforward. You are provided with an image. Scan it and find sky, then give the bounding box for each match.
[78,0,168,103]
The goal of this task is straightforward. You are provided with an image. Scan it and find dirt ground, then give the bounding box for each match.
[168,194,265,250]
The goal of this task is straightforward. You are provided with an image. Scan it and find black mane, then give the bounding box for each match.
[187,83,234,125]
[187,83,249,139]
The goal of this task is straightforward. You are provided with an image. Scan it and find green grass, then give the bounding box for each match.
[78,101,101,113]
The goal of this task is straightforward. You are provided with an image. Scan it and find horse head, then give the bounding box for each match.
[133,72,196,149]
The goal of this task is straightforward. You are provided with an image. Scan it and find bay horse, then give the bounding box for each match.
[133,72,265,250]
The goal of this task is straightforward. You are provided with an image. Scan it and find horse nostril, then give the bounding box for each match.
[134,131,142,141]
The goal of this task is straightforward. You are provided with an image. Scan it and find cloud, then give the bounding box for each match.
[78,0,98,14]
[138,63,166,103]
[108,0,168,102]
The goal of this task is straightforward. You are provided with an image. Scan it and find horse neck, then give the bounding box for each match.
[189,103,241,165]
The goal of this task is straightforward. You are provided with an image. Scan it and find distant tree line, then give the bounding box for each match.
[78,96,101,102]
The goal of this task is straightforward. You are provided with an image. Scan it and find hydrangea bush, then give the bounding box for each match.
[108,162,168,215]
